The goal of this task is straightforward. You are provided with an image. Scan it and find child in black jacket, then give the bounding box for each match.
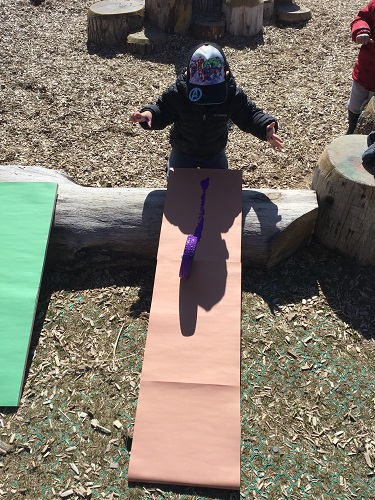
[130,42,284,170]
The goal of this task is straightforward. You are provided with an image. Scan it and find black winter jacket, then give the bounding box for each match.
[140,71,278,158]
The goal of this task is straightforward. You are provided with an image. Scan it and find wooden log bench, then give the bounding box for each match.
[0,165,318,269]
[312,135,375,266]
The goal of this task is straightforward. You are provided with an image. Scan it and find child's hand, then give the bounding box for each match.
[356,34,374,44]
[130,111,152,128]
[266,122,284,151]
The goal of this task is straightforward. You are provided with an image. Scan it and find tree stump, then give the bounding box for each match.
[190,17,226,40]
[312,135,375,266]
[222,0,264,37]
[87,0,145,49]
[0,165,318,270]
[192,0,223,18]
[191,0,225,40]
[356,96,375,135]
[275,2,312,24]
[145,0,192,35]
[263,0,274,21]
[126,26,166,55]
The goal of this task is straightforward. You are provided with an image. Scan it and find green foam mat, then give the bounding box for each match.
[0,182,57,406]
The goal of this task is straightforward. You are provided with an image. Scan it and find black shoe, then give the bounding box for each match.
[346,111,360,134]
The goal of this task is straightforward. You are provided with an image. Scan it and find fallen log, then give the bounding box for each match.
[0,165,318,269]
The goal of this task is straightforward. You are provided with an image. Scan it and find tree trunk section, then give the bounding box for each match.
[191,0,225,40]
[263,0,274,21]
[145,0,192,34]
[356,96,375,135]
[191,18,226,40]
[222,0,263,37]
[275,2,312,24]
[126,26,166,55]
[312,135,375,266]
[0,165,318,270]
[87,0,145,48]
[192,0,223,18]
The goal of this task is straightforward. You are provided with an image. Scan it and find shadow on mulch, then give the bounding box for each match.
[242,238,375,341]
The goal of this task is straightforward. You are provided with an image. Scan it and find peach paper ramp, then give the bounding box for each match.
[128,169,242,489]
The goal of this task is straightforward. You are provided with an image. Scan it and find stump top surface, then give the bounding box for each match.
[89,0,144,15]
[325,134,375,186]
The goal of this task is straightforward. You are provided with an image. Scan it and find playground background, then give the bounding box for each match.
[0,0,374,499]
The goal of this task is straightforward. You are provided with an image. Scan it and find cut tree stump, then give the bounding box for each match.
[126,26,166,55]
[263,0,274,21]
[191,0,225,40]
[222,0,264,37]
[275,2,311,24]
[312,134,375,266]
[0,165,318,269]
[190,17,226,40]
[87,0,145,49]
[356,96,375,135]
[192,0,223,19]
[145,0,192,35]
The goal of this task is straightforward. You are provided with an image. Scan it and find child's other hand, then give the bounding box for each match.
[130,111,152,128]
[266,122,284,151]
[356,34,373,44]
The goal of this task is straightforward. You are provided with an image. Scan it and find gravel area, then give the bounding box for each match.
[0,0,367,190]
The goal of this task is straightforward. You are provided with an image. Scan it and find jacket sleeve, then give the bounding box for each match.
[139,84,180,130]
[231,88,278,141]
[351,1,375,40]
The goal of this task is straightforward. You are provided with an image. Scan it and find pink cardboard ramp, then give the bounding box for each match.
[128,169,242,489]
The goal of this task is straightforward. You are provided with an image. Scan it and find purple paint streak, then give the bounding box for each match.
[193,177,210,242]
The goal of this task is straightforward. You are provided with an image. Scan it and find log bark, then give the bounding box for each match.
[222,0,263,37]
[190,18,226,40]
[0,165,318,269]
[126,26,166,55]
[192,0,223,18]
[312,135,375,266]
[87,0,145,49]
[356,96,375,135]
[263,0,274,22]
[145,0,192,35]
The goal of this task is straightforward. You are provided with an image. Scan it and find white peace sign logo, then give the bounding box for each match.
[189,87,203,102]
